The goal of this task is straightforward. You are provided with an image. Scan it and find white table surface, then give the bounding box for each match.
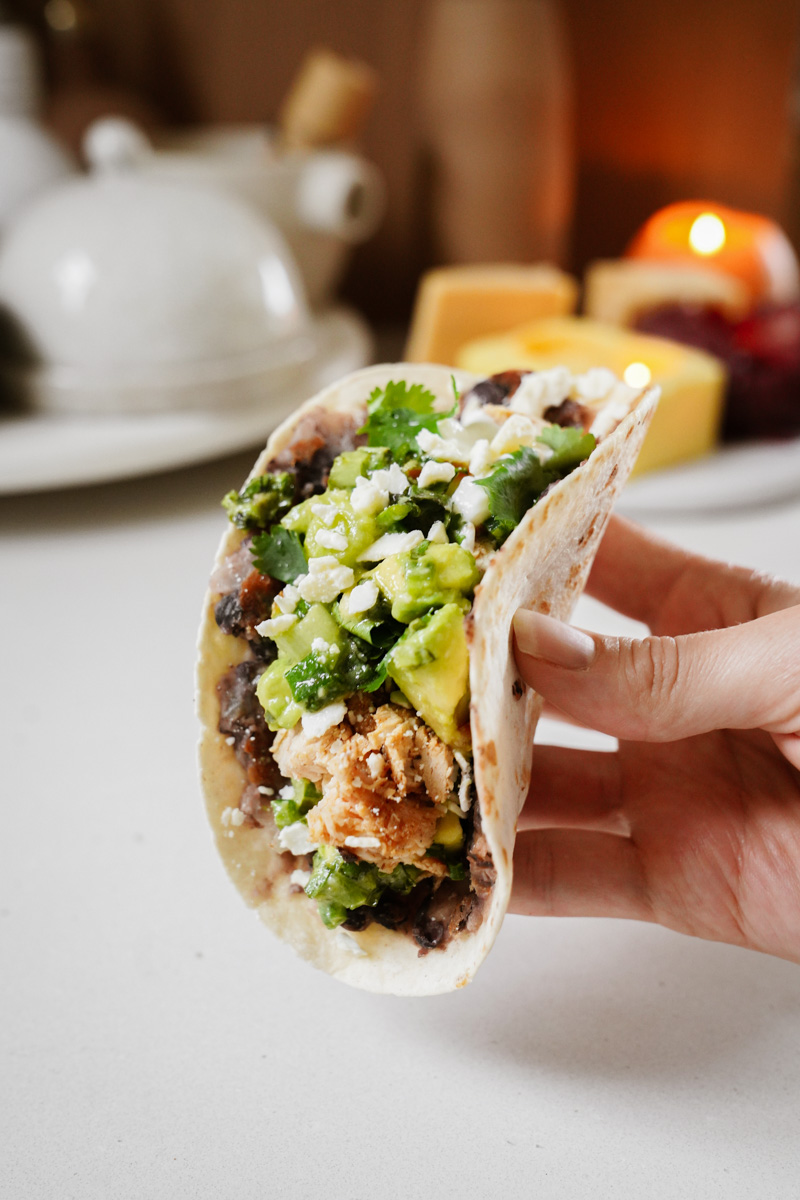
[2,447,800,1200]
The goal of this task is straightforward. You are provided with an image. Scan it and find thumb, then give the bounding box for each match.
[513,606,800,746]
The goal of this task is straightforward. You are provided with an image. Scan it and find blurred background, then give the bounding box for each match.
[1,0,800,493]
[3,0,799,322]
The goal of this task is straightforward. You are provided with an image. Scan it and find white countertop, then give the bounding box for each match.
[2,449,799,1199]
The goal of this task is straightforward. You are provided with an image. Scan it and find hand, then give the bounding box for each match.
[511,515,800,964]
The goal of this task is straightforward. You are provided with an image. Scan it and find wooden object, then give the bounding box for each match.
[278,46,377,148]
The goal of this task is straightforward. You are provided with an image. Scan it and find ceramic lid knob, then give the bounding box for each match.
[83,116,151,173]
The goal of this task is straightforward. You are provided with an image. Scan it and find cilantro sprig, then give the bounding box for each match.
[359,380,455,464]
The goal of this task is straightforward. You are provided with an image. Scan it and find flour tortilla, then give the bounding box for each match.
[196,363,657,995]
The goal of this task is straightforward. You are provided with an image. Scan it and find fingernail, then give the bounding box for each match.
[513,610,596,670]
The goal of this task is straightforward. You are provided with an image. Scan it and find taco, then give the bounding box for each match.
[196,363,657,995]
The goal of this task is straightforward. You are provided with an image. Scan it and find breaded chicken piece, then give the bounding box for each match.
[306,783,444,873]
[272,700,457,869]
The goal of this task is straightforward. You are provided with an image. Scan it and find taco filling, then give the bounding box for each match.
[209,367,644,953]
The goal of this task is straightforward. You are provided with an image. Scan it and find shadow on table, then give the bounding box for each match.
[385,919,800,1083]
[0,447,258,534]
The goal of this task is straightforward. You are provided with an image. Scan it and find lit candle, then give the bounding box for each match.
[627,201,800,306]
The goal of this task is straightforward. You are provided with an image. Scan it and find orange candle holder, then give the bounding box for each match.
[626,201,800,307]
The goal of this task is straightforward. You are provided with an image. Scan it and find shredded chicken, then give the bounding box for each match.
[272,699,456,871]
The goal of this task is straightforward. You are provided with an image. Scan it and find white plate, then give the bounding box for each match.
[0,307,372,494]
[618,435,800,515]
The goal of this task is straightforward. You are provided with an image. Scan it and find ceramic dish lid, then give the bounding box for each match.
[0,118,316,413]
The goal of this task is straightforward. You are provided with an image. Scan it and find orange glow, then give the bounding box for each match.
[627,201,800,305]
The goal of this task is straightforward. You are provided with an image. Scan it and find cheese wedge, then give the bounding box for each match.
[456,316,726,475]
[405,263,577,367]
[585,259,750,327]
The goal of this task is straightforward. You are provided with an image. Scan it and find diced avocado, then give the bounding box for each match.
[280,494,318,534]
[385,603,470,748]
[271,778,321,828]
[256,659,304,730]
[374,542,479,623]
[333,581,402,647]
[257,607,351,729]
[222,472,294,530]
[304,846,423,928]
[434,811,465,851]
[328,448,389,488]
[302,490,379,567]
[272,603,344,663]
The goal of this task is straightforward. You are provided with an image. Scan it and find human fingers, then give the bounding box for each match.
[510,829,651,920]
[587,516,800,635]
[519,746,628,835]
[513,605,800,746]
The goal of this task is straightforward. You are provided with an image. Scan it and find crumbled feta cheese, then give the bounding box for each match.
[454,750,473,813]
[257,786,274,796]
[451,476,490,525]
[301,701,347,738]
[220,807,232,827]
[311,502,341,526]
[426,520,448,544]
[347,579,379,613]
[572,366,618,403]
[351,476,389,515]
[418,460,456,488]
[255,613,297,638]
[358,529,425,562]
[290,868,311,888]
[468,438,493,478]
[274,584,299,615]
[344,835,381,849]
[316,529,348,551]
[225,735,235,746]
[371,463,410,494]
[510,367,572,417]
[416,427,468,464]
[460,522,476,553]
[337,931,369,957]
[297,557,355,603]
[366,752,384,779]
[461,405,501,438]
[231,808,246,827]
[278,784,295,799]
[489,413,542,459]
[278,822,317,855]
[310,637,335,656]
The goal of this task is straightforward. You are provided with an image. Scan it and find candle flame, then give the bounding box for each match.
[623,362,652,388]
[689,212,726,256]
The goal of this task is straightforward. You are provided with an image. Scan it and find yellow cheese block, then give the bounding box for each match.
[456,316,726,476]
[584,259,751,326]
[405,263,578,367]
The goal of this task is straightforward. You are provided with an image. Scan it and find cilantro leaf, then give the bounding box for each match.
[250,527,307,582]
[536,425,596,472]
[475,448,550,544]
[222,472,294,530]
[360,379,454,463]
[476,428,597,546]
[366,379,439,416]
